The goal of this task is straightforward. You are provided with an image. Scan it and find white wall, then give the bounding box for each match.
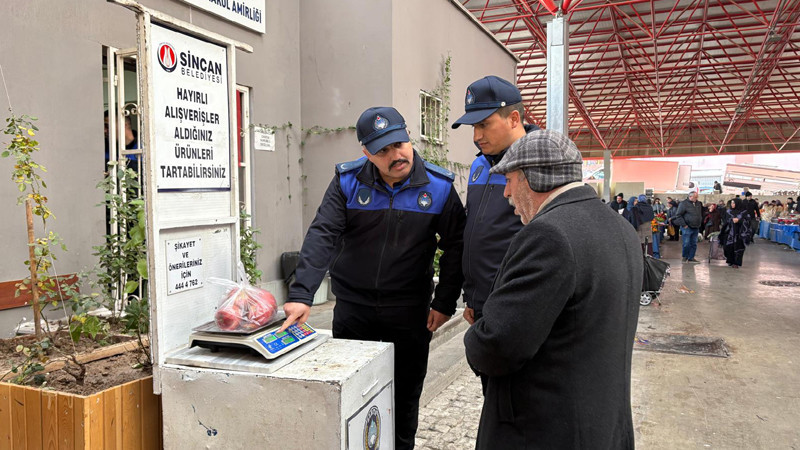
[297,0,518,230]
[392,0,518,175]
[299,0,394,228]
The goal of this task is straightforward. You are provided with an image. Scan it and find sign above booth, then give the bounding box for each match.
[178,0,265,33]
[151,24,231,190]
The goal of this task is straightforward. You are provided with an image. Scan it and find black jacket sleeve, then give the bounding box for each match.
[673,201,687,227]
[287,175,347,306]
[750,200,761,218]
[430,185,466,316]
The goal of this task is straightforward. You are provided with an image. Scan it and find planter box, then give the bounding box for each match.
[0,376,161,449]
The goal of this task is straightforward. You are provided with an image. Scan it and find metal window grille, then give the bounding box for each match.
[419,90,443,144]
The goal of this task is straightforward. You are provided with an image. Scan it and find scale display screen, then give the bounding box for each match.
[257,323,316,357]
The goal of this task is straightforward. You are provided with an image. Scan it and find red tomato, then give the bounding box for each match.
[247,294,276,326]
[230,289,249,309]
[215,305,241,330]
[251,288,277,313]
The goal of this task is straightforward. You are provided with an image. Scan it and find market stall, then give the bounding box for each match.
[758,218,800,251]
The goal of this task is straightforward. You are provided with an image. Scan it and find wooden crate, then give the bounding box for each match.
[0,377,161,450]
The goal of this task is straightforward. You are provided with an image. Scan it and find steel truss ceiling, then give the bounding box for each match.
[461,0,800,157]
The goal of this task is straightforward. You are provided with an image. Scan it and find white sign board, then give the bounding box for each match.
[178,0,265,33]
[166,237,204,295]
[151,24,231,190]
[254,127,275,151]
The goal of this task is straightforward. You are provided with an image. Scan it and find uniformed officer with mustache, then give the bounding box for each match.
[281,106,466,450]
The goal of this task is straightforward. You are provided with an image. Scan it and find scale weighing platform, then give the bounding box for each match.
[165,311,330,374]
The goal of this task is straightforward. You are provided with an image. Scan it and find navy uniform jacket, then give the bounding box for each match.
[289,151,466,315]
[463,125,539,315]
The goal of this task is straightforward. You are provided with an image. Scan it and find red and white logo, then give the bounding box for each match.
[157,43,177,72]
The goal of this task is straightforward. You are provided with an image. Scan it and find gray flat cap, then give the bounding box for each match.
[490,129,583,192]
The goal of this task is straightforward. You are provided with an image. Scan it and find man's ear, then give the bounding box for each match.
[362,147,371,158]
[510,110,522,128]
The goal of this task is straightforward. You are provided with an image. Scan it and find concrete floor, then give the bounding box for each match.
[634,236,800,448]
[310,235,800,449]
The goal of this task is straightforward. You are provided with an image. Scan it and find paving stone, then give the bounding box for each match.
[432,424,452,434]
[440,417,459,428]
[416,368,482,449]
[443,432,458,443]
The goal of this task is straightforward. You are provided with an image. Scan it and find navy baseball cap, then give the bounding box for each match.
[356,107,410,155]
[452,76,523,129]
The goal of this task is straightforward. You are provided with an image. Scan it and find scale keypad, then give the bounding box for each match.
[257,323,316,355]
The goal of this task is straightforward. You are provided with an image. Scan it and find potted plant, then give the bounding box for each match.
[1,112,160,449]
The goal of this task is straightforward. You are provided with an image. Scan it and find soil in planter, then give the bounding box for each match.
[44,351,153,396]
[0,329,136,373]
[0,325,151,396]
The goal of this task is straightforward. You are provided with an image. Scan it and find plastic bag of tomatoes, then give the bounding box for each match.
[208,266,278,332]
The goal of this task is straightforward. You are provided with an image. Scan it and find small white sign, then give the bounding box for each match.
[178,0,265,33]
[254,127,275,151]
[166,237,204,295]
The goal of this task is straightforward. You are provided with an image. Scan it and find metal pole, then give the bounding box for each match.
[603,149,612,202]
[546,15,569,134]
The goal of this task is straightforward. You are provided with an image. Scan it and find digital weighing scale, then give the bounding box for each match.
[165,310,330,374]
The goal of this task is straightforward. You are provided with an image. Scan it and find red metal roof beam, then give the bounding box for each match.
[719,0,800,153]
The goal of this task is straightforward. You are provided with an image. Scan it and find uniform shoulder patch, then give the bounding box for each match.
[336,157,367,174]
[423,161,455,181]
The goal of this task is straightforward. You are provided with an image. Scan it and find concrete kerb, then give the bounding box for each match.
[421,327,471,407]
[424,308,471,407]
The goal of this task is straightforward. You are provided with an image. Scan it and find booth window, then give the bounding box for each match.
[419,90,443,145]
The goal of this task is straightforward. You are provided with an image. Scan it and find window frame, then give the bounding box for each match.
[236,85,253,226]
[419,90,444,145]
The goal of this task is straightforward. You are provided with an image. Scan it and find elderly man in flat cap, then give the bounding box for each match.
[464,130,642,450]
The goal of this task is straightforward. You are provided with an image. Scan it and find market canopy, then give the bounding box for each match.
[461,0,800,158]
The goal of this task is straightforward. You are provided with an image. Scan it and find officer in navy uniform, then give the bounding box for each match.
[451,76,540,328]
[280,106,466,450]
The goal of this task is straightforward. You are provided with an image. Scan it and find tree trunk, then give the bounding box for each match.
[26,199,42,339]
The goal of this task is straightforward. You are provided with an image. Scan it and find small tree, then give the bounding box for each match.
[2,113,52,339]
[3,113,107,346]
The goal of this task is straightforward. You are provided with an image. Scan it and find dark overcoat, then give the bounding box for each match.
[464,185,642,449]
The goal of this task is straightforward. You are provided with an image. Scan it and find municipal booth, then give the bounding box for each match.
[111,1,395,447]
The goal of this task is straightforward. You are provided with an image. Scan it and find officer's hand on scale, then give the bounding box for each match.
[279,302,310,333]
